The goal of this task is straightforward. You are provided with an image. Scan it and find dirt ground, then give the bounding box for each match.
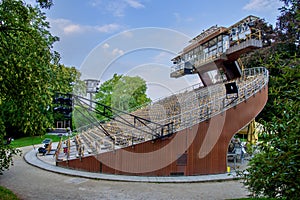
[0,146,250,200]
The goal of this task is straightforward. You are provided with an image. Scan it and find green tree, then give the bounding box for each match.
[242,0,299,68]
[276,0,300,48]
[257,54,299,122]
[241,56,300,198]
[0,118,21,175]
[0,0,82,174]
[51,64,85,129]
[0,0,60,136]
[239,1,300,197]
[73,105,97,130]
[36,0,53,9]
[0,0,58,174]
[95,74,151,121]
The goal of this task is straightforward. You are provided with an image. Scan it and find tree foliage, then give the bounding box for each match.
[0,0,60,136]
[95,74,151,121]
[0,118,21,175]
[0,0,82,174]
[0,0,83,136]
[240,1,300,198]
[276,0,300,46]
[245,102,300,198]
[256,54,299,122]
[50,65,85,128]
[36,0,53,9]
[73,105,97,130]
[242,57,300,198]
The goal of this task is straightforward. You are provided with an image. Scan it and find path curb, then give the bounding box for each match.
[24,149,240,183]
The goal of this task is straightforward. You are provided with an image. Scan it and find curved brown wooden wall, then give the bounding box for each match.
[58,86,268,176]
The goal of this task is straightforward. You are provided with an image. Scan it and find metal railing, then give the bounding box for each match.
[160,67,268,133]
[118,67,268,143]
[58,67,268,160]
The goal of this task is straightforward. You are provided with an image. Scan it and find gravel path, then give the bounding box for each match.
[0,146,250,200]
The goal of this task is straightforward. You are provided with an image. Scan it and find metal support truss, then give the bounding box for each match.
[73,95,174,142]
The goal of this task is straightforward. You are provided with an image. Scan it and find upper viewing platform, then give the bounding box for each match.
[171,15,262,84]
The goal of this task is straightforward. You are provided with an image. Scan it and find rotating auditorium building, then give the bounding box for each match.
[55,15,269,176]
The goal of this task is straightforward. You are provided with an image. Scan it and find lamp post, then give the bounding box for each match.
[84,79,100,108]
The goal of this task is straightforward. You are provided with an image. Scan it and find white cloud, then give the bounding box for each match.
[102,43,110,49]
[90,0,145,17]
[243,0,281,11]
[124,0,145,9]
[112,48,124,56]
[107,1,127,17]
[49,19,79,35]
[96,24,122,33]
[49,18,122,35]
[101,43,124,56]
[120,30,134,38]
[64,24,82,34]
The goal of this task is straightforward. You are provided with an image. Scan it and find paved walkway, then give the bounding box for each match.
[24,145,241,183]
[0,146,250,200]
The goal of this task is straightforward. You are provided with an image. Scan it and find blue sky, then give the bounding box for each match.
[26,0,283,99]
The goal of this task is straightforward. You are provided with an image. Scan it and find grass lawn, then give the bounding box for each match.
[10,134,72,148]
[0,186,19,200]
[232,198,280,200]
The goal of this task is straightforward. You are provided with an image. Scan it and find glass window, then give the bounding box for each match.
[223,35,229,50]
[218,46,223,53]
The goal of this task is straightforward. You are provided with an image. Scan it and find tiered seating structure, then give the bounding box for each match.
[56,67,268,161]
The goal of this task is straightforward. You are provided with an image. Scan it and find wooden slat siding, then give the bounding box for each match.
[57,86,268,176]
[58,156,101,172]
